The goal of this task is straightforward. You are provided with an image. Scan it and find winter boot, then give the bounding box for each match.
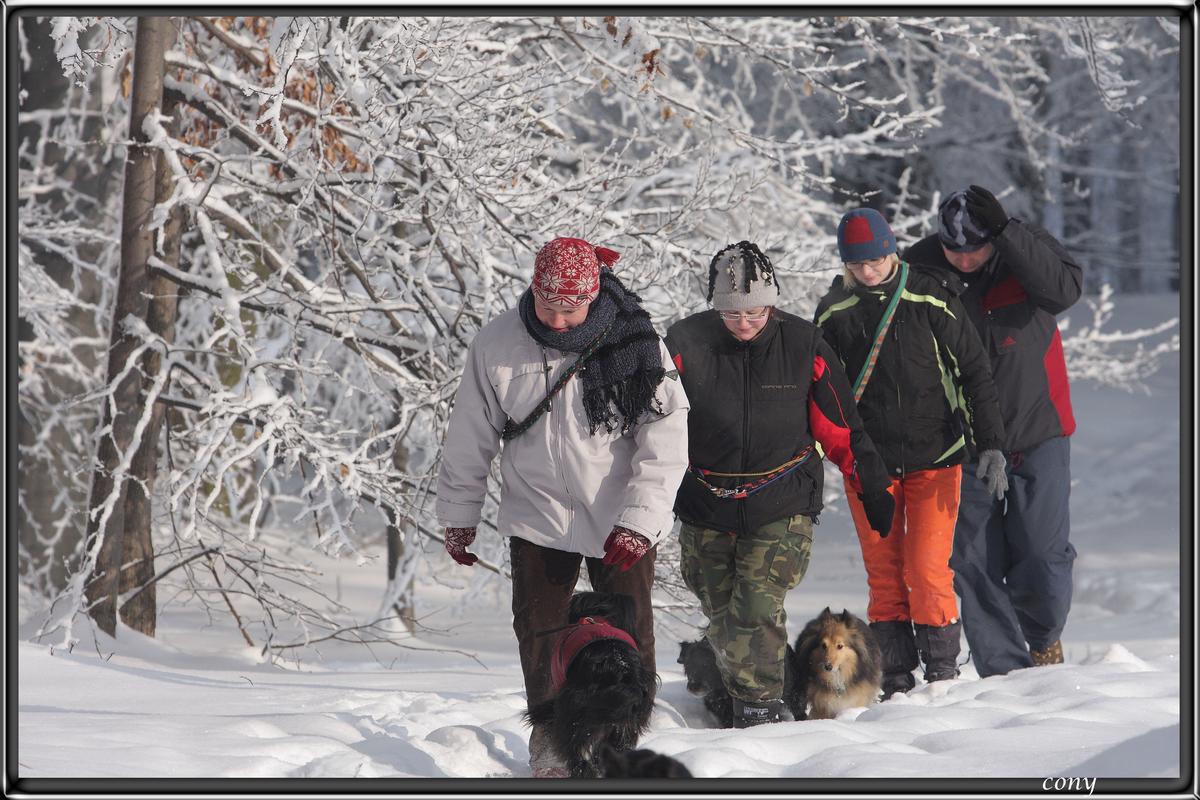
[731,698,784,728]
[1030,640,1064,666]
[914,620,962,682]
[870,620,918,699]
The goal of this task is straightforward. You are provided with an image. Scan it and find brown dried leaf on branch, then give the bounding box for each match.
[641,48,663,82]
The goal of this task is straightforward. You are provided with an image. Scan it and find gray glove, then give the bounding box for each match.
[975,449,1008,501]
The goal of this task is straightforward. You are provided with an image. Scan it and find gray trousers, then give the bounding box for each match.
[951,436,1076,678]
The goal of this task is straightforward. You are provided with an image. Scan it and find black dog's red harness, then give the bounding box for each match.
[548,616,639,693]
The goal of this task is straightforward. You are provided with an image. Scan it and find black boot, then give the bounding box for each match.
[870,620,918,700]
[731,698,783,728]
[915,620,962,682]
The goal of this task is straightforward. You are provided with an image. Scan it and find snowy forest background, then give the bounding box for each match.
[14,13,1185,781]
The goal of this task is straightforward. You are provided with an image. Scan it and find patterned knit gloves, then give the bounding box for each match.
[976,449,1009,501]
[602,526,651,572]
[444,526,479,566]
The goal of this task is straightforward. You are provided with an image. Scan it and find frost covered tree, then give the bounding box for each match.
[17,14,1180,657]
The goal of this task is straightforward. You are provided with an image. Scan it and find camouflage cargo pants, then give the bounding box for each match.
[679,514,813,703]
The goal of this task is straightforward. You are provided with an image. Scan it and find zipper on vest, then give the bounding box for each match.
[739,346,750,535]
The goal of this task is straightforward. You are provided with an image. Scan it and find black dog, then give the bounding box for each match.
[525,592,656,778]
[679,637,805,725]
[677,638,733,727]
[599,745,693,778]
[782,641,808,722]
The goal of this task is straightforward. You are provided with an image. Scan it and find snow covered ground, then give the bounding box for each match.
[17,294,1184,781]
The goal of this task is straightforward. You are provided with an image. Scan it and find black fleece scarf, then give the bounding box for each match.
[518,270,665,435]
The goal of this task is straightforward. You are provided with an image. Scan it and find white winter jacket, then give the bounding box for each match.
[436,308,690,557]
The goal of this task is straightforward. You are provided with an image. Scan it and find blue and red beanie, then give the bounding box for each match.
[837,208,897,263]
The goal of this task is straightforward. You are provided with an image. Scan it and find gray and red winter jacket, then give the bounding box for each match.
[903,219,1082,455]
[664,309,891,534]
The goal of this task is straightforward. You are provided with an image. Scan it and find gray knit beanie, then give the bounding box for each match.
[708,241,779,311]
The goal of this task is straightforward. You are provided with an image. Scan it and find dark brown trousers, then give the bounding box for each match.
[510,536,657,708]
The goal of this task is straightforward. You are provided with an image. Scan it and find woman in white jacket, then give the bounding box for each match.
[436,237,689,778]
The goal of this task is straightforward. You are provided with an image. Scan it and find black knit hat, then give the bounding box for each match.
[938,191,993,252]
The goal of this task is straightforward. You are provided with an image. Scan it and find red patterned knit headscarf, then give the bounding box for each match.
[532,237,621,309]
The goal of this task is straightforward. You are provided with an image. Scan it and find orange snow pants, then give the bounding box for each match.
[846,466,961,627]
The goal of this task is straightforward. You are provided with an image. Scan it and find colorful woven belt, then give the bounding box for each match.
[689,446,815,500]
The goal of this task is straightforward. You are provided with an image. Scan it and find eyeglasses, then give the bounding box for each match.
[846,256,891,271]
[718,309,770,322]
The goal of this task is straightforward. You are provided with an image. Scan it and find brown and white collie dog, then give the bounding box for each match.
[792,608,883,720]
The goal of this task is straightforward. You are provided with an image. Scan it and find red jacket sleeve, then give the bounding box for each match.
[808,337,891,496]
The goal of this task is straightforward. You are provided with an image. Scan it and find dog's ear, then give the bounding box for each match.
[821,606,832,617]
[840,609,853,623]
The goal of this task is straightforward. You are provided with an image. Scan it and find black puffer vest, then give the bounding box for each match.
[664,310,824,534]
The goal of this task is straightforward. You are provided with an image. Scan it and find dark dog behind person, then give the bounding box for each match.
[435,238,690,777]
[525,592,657,778]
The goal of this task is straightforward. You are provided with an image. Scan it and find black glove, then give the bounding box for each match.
[966,184,1009,236]
[858,489,895,538]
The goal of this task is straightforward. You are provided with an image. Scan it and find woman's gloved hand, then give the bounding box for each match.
[444,526,479,566]
[602,526,651,572]
[858,489,896,538]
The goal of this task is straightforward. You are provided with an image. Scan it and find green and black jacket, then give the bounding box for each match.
[813,262,1006,476]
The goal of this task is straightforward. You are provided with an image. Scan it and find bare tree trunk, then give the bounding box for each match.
[119,88,185,635]
[84,16,176,637]
[17,17,110,595]
[386,438,416,633]
[1137,143,1177,293]
[1087,132,1122,294]
[1040,53,1065,241]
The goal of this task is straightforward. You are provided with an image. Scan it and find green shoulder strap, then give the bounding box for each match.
[852,260,908,403]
